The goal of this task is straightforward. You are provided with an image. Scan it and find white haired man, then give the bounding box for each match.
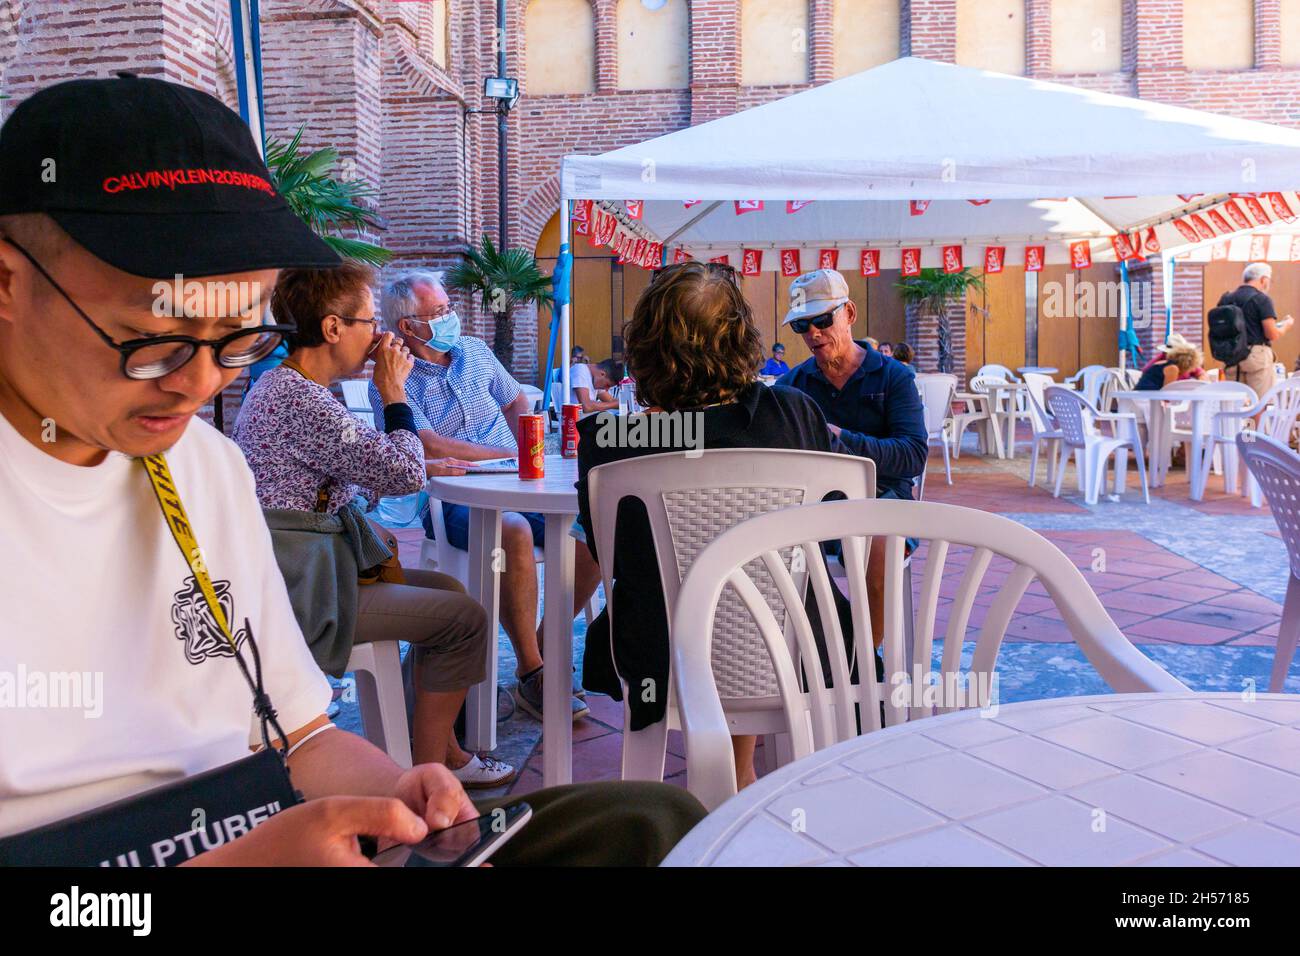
[374,271,601,721]
[1219,262,1294,398]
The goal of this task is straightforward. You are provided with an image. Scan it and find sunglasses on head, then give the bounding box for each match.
[788,308,840,335]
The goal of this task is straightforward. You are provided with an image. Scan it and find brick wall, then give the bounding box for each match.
[8,0,1300,416]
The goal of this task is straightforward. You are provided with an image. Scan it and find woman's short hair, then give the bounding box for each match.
[893,342,914,364]
[1168,346,1202,373]
[625,262,763,410]
[272,260,375,349]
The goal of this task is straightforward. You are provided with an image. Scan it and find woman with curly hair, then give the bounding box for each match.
[575,261,849,788]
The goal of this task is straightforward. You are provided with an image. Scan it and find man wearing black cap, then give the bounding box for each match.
[0,75,702,867]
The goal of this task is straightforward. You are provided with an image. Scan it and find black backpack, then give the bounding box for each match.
[1207,290,1254,367]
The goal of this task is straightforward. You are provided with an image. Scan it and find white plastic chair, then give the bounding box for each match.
[420,495,596,624]
[1044,385,1150,505]
[340,379,376,429]
[951,374,1006,458]
[1066,365,1111,411]
[671,498,1188,810]
[914,373,956,486]
[1022,372,1064,489]
[1210,378,1300,505]
[976,363,1020,383]
[587,448,876,782]
[345,641,412,768]
[1237,432,1300,693]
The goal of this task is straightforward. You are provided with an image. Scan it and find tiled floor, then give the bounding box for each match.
[372,424,1297,798]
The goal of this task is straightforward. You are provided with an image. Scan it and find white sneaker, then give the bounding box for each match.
[451,753,517,790]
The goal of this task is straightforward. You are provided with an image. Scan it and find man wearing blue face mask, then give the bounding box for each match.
[373,271,601,722]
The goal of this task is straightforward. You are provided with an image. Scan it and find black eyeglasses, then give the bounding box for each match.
[336,315,380,330]
[5,239,293,381]
[788,308,840,335]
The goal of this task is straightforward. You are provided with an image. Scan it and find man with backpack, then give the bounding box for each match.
[1209,262,1294,399]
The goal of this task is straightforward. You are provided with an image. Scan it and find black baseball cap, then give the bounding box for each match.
[0,73,341,278]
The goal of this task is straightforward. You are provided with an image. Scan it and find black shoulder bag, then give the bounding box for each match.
[0,455,303,867]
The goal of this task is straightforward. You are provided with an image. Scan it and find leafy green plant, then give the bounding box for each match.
[445,235,555,366]
[895,267,987,374]
[264,128,390,265]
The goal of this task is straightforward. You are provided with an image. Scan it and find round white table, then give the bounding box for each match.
[1112,386,1253,500]
[662,693,1300,867]
[426,455,581,786]
[1018,365,1059,376]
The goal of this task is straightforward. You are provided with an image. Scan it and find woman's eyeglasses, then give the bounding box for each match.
[787,309,840,335]
[6,238,291,381]
[336,315,380,330]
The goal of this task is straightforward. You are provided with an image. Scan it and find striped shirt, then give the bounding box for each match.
[370,335,522,450]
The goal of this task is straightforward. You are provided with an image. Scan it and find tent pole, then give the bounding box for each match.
[1119,259,1131,371]
[1164,253,1175,342]
[560,199,572,406]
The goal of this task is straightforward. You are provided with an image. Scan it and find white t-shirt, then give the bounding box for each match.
[0,410,331,837]
[566,363,596,407]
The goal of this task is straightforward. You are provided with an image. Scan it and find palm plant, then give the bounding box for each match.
[896,267,987,374]
[264,128,390,266]
[445,235,555,367]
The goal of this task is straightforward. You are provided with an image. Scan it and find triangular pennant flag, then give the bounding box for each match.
[624,200,643,219]
[860,249,880,277]
[900,248,921,276]
[734,200,764,215]
[983,246,1005,274]
[785,200,813,214]
[709,254,730,265]
[1171,218,1200,243]
[683,200,701,208]
[1025,246,1045,271]
[1243,196,1272,226]
[967,199,992,206]
[1267,192,1297,222]
[1069,240,1092,269]
[1250,234,1269,261]
[741,248,763,275]
[673,247,692,263]
[818,249,839,270]
[909,200,930,217]
[779,248,801,276]
[1143,227,1162,255]
[1206,209,1234,235]
[941,245,963,273]
[1222,200,1252,231]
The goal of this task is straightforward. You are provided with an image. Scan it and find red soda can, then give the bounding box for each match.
[518,414,546,479]
[561,404,580,458]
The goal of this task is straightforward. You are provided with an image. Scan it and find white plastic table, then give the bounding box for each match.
[662,693,1300,867]
[1017,365,1058,376]
[983,380,1026,459]
[1112,387,1252,500]
[426,455,581,786]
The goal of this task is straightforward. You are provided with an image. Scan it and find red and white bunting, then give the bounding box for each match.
[1211,241,1229,261]
[1222,200,1252,231]
[646,242,664,267]
[860,249,881,277]
[1250,234,1269,261]
[779,248,801,277]
[984,246,1005,274]
[683,200,702,208]
[1177,194,1203,203]
[573,217,589,237]
[1069,240,1093,269]
[709,254,730,265]
[734,200,764,215]
[1290,236,1300,262]
[1243,196,1272,226]
[1267,192,1297,223]
[1142,227,1162,255]
[572,199,592,223]
[625,200,643,219]
[909,200,930,217]
[818,249,839,270]
[673,247,692,263]
[1187,214,1215,241]
[741,248,762,275]
[1111,232,1138,262]
[631,238,647,265]
[1025,246,1045,272]
[1171,218,1200,243]
[967,199,992,206]
[900,248,921,276]
[786,200,813,214]
[941,245,963,273]
[1206,209,1234,235]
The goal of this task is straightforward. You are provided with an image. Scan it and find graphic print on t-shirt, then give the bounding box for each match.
[170,575,249,664]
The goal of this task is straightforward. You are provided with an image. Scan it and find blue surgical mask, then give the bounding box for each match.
[417,311,460,352]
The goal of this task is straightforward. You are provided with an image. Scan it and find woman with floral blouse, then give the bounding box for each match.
[235,262,513,788]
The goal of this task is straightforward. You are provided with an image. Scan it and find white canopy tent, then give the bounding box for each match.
[551,57,1300,392]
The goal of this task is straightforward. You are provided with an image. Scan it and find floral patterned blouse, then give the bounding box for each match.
[234,365,425,515]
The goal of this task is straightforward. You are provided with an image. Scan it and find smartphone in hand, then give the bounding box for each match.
[373,802,532,868]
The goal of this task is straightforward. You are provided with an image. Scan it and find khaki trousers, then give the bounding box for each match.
[1225,344,1276,399]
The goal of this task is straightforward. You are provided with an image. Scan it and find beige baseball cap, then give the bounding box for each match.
[783,269,850,325]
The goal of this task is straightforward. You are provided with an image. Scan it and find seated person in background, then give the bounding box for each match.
[234,262,513,788]
[1136,335,1205,390]
[893,342,914,366]
[760,342,789,376]
[878,341,893,359]
[570,345,588,365]
[777,269,929,644]
[576,261,852,789]
[374,270,600,722]
[567,356,622,414]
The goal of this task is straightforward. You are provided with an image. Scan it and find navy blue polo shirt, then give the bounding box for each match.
[778,341,929,499]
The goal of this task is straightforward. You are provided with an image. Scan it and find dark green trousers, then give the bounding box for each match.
[473,781,706,866]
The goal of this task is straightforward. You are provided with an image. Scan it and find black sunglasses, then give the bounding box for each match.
[788,308,840,335]
[5,239,293,381]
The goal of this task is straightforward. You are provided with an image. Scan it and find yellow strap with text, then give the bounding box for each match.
[140,454,238,652]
